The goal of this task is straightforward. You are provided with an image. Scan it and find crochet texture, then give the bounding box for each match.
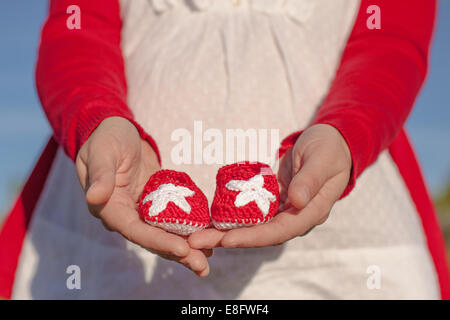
[138,170,210,235]
[211,162,280,229]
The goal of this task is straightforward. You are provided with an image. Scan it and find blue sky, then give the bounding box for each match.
[0,1,449,214]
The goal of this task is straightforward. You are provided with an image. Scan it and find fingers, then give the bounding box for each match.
[179,249,211,277]
[188,228,226,249]
[99,199,214,277]
[221,173,347,248]
[105,205,212,276]
[220,207,304,248]
[188,185,332,249]
[287,151,333,210]
[152,248,211,277]
[101,201,190,257]
[221,188,335,248]
[85,152,117,206]
[124,220,190,258]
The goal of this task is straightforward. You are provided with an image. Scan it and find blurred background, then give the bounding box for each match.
[0,1,449,260]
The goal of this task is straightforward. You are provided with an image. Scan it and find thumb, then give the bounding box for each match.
[85,153,117,206]
[287,152,332,210]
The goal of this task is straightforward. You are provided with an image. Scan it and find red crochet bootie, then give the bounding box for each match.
[138,170,210,236]
[211,162,280,230]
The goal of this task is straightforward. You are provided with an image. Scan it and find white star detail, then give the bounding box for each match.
[143,183,195,217]
[225,174,276,217]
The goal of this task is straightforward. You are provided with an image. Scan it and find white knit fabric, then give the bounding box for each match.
[146,220,206,236]
[225,174,276,216]
[12,0,439,299]
[212,218,270,230]
[143,183,195,216]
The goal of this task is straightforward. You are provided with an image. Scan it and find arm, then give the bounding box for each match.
[37,0,211,276]
[189,0,437,248]
[36,0,160,162]
[280,0,436,198]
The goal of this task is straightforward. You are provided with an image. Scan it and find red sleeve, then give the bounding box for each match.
[279,0,436,198]
[36,0,160,163]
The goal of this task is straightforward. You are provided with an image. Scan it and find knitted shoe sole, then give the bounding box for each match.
[145,219,208,236]
[211,217,272,230]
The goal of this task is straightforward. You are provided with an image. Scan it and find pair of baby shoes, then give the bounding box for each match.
[138,162,280,236]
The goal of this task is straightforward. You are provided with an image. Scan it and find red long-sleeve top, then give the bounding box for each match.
[36,0,436,197]
[2,0,446,301]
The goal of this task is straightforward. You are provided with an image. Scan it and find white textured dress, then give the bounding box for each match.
[12,0,439,299]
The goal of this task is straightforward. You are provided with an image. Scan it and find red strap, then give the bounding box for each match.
[0,138,58,299]
[389,131,450,300]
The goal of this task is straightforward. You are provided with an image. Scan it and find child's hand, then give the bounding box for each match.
[189,124,352,249]
[75,117,211,277]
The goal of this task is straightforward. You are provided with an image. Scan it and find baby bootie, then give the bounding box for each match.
[211,162,280,230]
[138,170,210,236]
